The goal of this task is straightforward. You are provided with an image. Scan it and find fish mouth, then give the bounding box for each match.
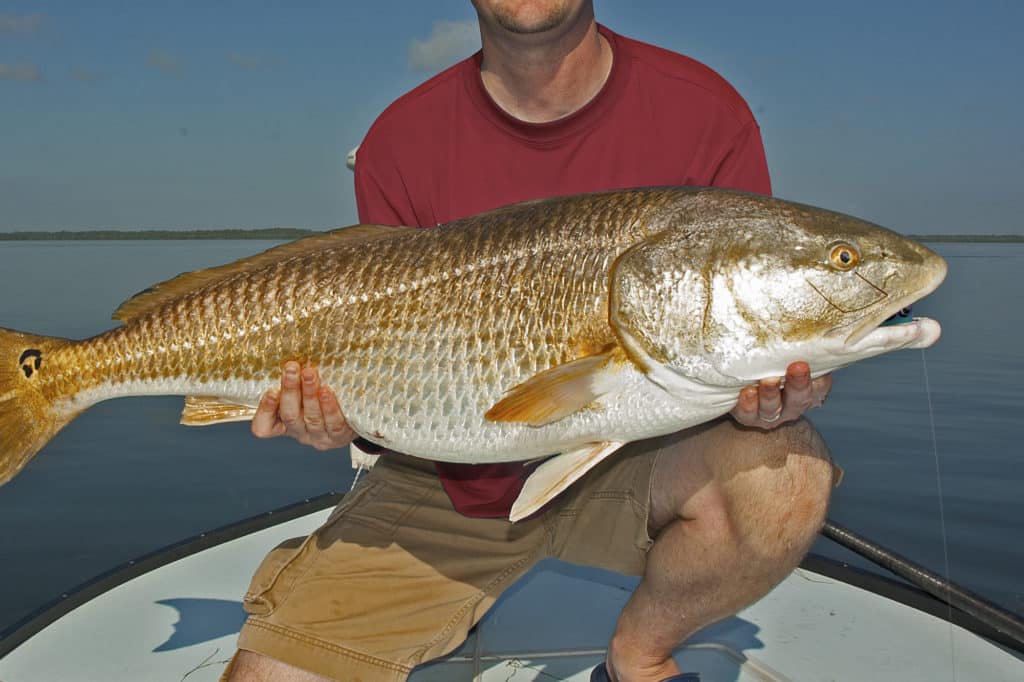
[826,253,948,347]
[840,315,943,355]
[836,290,931,346]
[824,288,945,349]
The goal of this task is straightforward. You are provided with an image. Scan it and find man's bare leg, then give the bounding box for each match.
[227,419,832,682]
[607,418,834,681]
[226,650,332,681]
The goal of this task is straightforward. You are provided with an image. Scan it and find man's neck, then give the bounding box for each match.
[478,18,612,124]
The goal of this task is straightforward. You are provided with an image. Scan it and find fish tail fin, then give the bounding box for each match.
[0,327,78,485]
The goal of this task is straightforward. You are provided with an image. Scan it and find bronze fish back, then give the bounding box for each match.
[50,188,685,416]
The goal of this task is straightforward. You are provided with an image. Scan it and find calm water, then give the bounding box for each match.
[0,240,1021,635]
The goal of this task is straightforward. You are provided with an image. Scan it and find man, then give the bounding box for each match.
[227,2,834,680]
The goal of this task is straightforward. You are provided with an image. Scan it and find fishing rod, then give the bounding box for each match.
[820,518,1024,650]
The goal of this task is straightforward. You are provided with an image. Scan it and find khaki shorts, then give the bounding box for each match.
[231,439,666,681]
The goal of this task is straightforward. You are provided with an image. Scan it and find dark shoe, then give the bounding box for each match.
[590,662,700,681]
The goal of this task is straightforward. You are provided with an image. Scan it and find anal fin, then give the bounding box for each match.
[180,396,258,426]
[509,441,624,522]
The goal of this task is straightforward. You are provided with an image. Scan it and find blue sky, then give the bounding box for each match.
[0,1,1020,234]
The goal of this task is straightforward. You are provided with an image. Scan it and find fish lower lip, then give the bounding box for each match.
[844,317,943,353]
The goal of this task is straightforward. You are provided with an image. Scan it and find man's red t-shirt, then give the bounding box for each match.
[353,25,771,518]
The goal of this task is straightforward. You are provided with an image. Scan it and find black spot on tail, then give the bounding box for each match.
[19,349,42,378]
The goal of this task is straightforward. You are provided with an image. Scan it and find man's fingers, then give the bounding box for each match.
[320,387,355,444]
[250,362,353,449]
[731,363,832,430]
[811,374,833,407]
[251,389,286,438]
[784,362,811,394]
[730,385,760,425]
[757,379,783,422]
[300,367,351,451]
[278,361,304,432]
[778,362,813,419]
[301,367,326,431]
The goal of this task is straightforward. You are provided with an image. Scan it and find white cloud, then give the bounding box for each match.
[147,50,182,75]
[408,20,479,71]
[228,52,262,70]
[0,13,45,35]
[0,62,41,83]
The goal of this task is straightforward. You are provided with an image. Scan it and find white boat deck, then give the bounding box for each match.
[1,508,1021,681]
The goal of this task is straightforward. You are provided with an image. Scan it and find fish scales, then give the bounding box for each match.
[37,191,665,427]
[321,191,677,456]
[0,187,946,519]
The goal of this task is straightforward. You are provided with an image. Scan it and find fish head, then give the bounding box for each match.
[609,189,947,391]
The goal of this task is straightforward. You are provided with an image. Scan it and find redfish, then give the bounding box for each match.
[0,188,946,519]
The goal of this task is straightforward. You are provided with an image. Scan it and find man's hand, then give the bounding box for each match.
[251,361,356,450]
[730,361,832,430]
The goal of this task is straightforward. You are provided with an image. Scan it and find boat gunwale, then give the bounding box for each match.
[1,489,1021,659]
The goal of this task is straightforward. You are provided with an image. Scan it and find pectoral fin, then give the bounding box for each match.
[485,349,622,427]
[180,396,258,426]
[509,441,624,522]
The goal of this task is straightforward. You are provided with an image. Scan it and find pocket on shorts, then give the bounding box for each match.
[242,480,384,615]
[323,478,385,526]
[314,474,435,547]
[242,534,313,616]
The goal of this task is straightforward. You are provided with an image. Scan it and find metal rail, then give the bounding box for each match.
[821,518,1024,649]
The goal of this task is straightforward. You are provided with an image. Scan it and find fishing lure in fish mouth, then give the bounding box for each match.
[882,305,915,326]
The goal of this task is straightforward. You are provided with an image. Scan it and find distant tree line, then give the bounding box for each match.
[905,234,1024,243]
[0,228,319,241]
[0,229,1021,243]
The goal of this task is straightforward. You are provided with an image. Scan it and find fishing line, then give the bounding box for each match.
[349,462,367,492]
[921,348,957,678]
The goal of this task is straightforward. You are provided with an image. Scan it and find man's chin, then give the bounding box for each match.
[488,1,576,36]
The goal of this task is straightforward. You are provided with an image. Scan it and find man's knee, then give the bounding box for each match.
[714,418,834,562]
[770,418,833,525]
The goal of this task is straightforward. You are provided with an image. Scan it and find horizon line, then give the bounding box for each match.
[1,229,1022,243]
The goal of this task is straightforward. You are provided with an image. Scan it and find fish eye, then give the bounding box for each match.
[828,242,860,270]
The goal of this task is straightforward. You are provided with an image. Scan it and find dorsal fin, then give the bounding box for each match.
[112,225,409,322]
